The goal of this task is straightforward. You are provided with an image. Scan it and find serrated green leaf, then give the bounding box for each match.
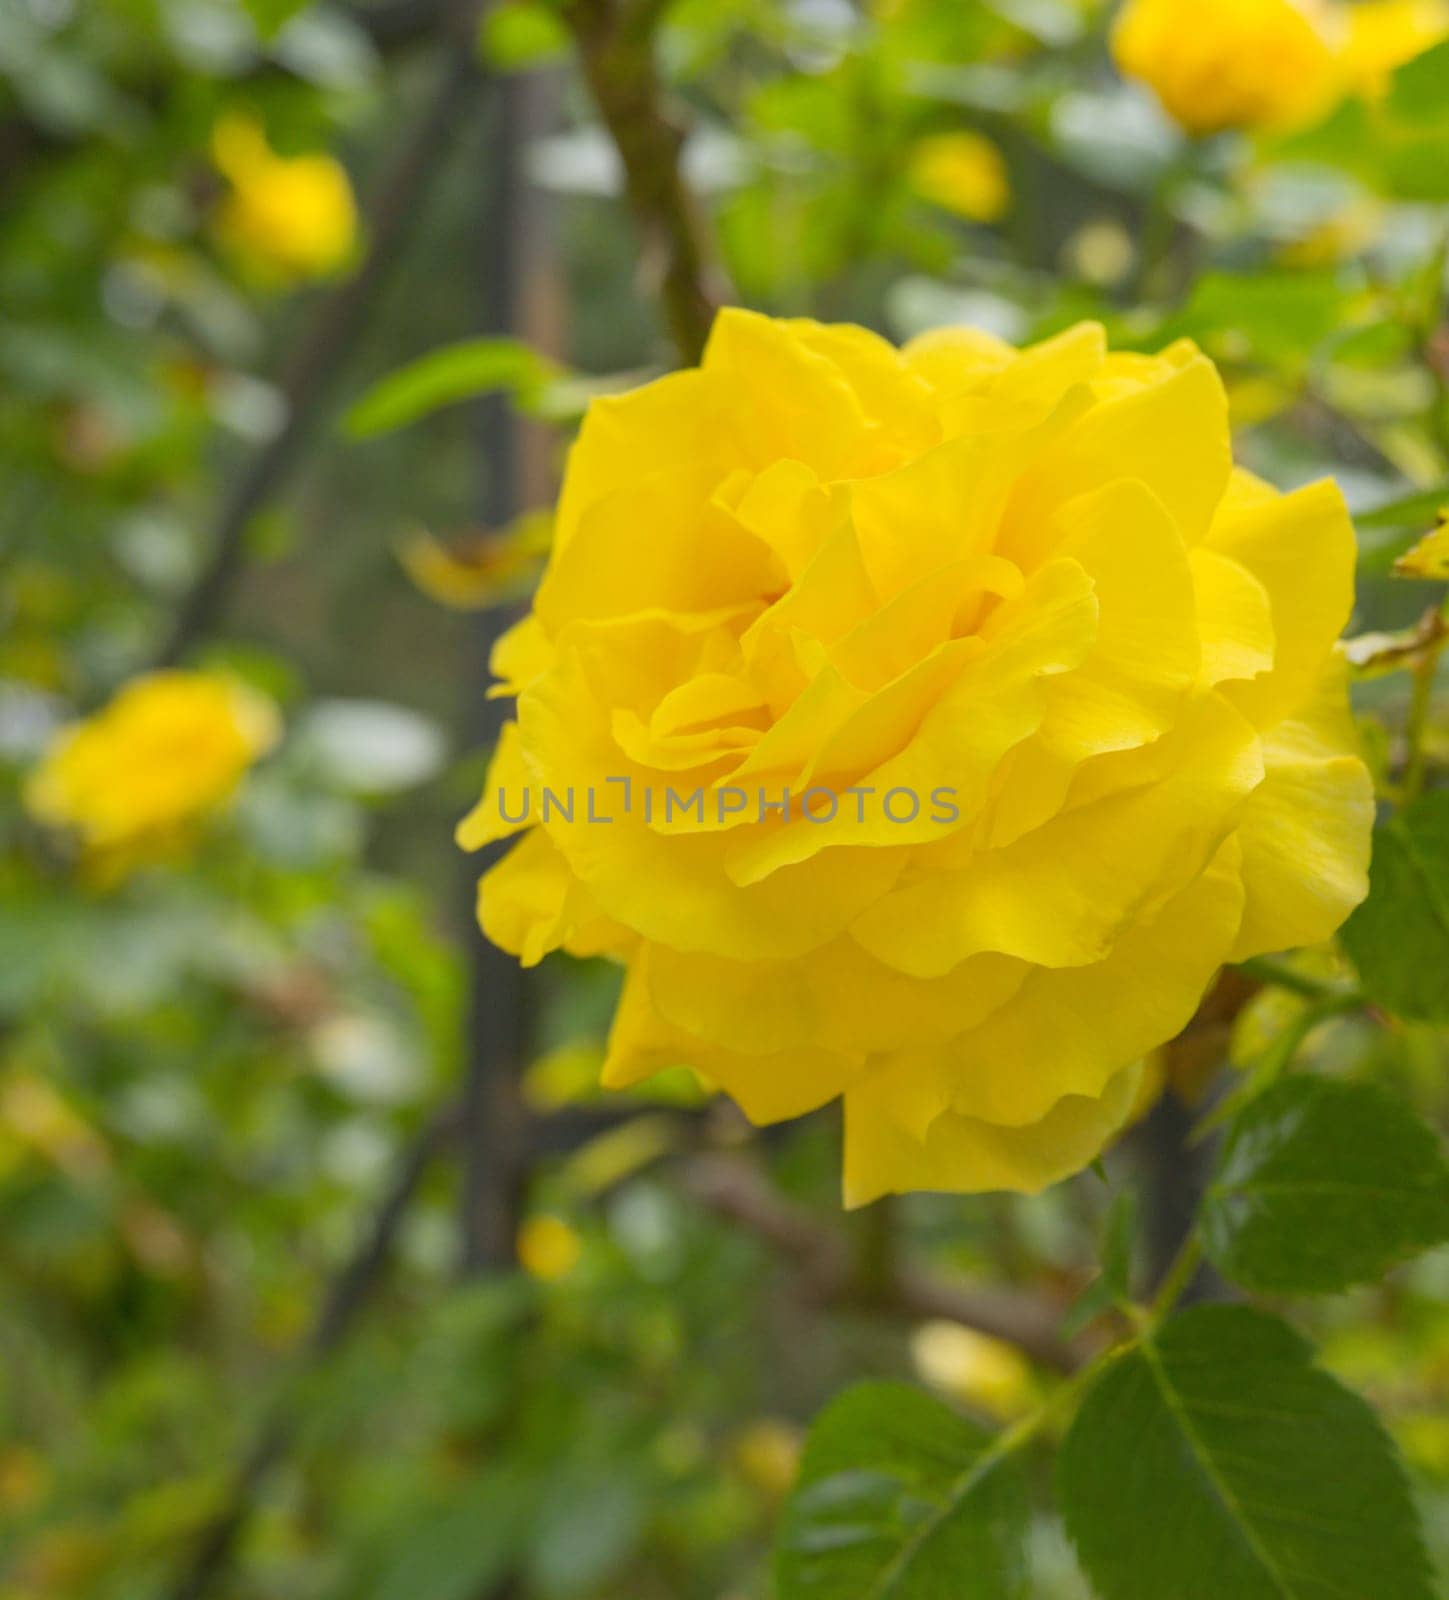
[344,338,559,439]
[1202,1077,1449,1295]
[775,1380,1029,1599]
[1342,793,1449,1021]
[1059,1305,1435,1600]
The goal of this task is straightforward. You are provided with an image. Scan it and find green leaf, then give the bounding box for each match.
[1202,1077,1449,1295]
[364,1474,530,1600]
[1158,270,1345,365]
[244,0,313,40]
[1386,37,1449,126]
[1342,793,1449,1021]
[774,1380,1029,1599]
[1354,481,1449,530]
[344,338,558,439]
[480,0,573,69]
[1060,1305,1435,1600]
[526,1465,646,1597]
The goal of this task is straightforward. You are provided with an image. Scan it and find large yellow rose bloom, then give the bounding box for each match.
[1112,0,1341,135]
[211,115,357,285]
[26,671,279,877]
[459,310,1371,1203]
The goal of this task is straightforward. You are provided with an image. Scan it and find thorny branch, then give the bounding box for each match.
[682,1153,1099,1373]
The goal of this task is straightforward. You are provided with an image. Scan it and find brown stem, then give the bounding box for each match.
[563,0,727,365]
[682,1153,1095,1373]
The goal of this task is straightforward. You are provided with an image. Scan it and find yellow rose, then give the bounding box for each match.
[907,132,1011,223]
[26,670,278,878]
[516,1213,583,1280]
[459,310,1371,1203]
[910,1320,1035,1419]
[1112,0,1341,135]
[1338,0,1449,97]
[211,115,357,285]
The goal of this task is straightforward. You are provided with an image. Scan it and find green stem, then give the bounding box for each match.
[1233,955,1335,1001]
[1401,621,1446,808]
[1149,1232,1203,1323]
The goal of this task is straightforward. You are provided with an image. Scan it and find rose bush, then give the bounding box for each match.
[460,310,1372,1202]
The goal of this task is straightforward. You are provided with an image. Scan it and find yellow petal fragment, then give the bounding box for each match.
[455,719,534,850]
[1394,518,1449,579]
[1207,476,1356,727]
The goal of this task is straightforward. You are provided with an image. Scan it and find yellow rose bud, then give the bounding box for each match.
[459,310,1371,1203]
[211,114,358,285]
[907,131,1011,223]
[1112,0,1341,136]
[26,670,278,879]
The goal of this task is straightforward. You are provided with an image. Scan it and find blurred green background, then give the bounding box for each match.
[2,1,1448,1596]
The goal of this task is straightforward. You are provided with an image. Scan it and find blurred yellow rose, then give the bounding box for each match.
[1112,0,1341,135]
[907,131,1011,223]
[1338,0,1449,97]
[730,1418,802,1499]
[516,1213,582,1280]
[910,1320,1035,1419]
[26,670,278,879]
[211,114,357,285]
[459,309,1371,1203]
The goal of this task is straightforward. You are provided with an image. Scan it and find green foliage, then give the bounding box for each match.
[1344,793,1449,1021]
[1059,1306,1436,1600]
[481,1,574,71]
[1201,1077,1449,1295]
[242,0,314,41]
[775,1381,1030,1599]
[344,338,562,439]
